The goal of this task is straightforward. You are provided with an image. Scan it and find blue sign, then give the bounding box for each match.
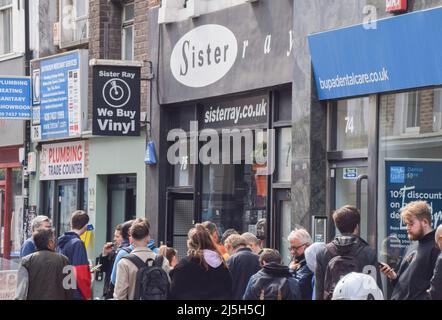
[308,7,442,100]
[31,51,83,140]
[385,160,442,252]
[0,77,31,119]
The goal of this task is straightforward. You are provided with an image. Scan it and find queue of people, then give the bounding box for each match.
[14,200,442,300]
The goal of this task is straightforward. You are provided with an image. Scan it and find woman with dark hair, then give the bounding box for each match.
[169,224,233,300]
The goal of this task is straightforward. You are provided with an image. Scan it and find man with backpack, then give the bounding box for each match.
[243,249,301,300]
[315,205,380,300]
[113,218,170,300]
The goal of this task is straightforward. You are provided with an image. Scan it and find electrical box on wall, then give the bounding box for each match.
[386,0,407,13]
[27,152,37,174]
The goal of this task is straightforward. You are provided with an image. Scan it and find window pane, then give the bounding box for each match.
[123,26,133,60]
[124,3,135,22]
[336,97,369,150]
[0,0,12,7]
[75,0,88,17]
[0,7,12,54]
[277,127,292,182]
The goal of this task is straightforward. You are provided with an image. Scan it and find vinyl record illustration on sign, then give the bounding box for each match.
[92,65,141,136]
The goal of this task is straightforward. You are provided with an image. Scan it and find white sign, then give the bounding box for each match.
[40,141,89,181]
[170,24,238,88]
[0,270,18,300]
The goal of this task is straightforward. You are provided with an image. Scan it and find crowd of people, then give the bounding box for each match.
[14,200,442,300]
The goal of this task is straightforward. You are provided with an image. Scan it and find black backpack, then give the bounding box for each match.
[323,243,364,300]
[253,277,292,300]
[122,254,169,300]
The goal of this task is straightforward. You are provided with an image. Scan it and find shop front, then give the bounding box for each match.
[308,5,442,296]
[148,0,295,261]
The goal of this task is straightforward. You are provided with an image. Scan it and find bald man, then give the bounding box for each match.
[428,225,442,300]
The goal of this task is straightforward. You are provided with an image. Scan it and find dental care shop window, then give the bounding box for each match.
[378,87,442,298]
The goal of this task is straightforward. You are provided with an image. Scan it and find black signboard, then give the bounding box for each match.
[92,65,141,136]
[201,94,269,129]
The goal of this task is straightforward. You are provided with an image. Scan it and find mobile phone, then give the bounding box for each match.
[90,264,102,272]
[378,262,388,269]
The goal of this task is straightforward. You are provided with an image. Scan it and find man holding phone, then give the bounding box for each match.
[380,201,439,300]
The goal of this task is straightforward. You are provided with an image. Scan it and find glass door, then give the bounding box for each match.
[329,163,368,241]
[57,181,78,236]
[274,189,292,266]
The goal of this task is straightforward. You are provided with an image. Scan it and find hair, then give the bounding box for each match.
[287,228,313,245]
[242,232,260,246]
[333,205,361,234]
[221,228,239,245]
[187,224,224,270]
[259,249,282,265]
[158,245,177,265]
[33,228,55,251]
[115,224,123,233]
[202,221,218,236]
[129,218,150,241]
[31,215,51,232]
[70,210,89,230]
[121,220,135,240]
[400,201,432,225]
[230,235,248,250]
[256,219,266,240]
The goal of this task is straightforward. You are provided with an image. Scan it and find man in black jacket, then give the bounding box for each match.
[315,205,380,300]
[428,224,442,300]
[227,234,260,300]
[380,201,439,300]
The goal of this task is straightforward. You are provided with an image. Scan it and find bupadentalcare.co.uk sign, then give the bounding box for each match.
[40,141,89,181]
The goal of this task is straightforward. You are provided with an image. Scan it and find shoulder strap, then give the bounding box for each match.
[122,254,145,270]
[154,255,164,268]
[122,247,132,254]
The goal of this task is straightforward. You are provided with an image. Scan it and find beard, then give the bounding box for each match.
[407,224,425,241]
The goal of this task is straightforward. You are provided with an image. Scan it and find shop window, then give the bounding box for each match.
[201,130,268,237]
[0,0,12,55]
[335,97,369,150]
[275,88,292,122]
[122,2,134,61]
[378,87,442,298]
[277,127,292,183]
[60,0,89,48]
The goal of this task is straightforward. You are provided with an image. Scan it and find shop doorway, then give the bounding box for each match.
[329,161,369,241]
[166,192,194,260]
[106,175,137,241]
[273,189,292,265]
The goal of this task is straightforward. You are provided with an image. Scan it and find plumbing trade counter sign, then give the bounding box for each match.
[92,65,140,136]
[0,77,31,120]
[385,160,442,251]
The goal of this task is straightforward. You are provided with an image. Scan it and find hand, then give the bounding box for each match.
[289,261,301,270]
[379,263,397,280]
[102,242,113,256]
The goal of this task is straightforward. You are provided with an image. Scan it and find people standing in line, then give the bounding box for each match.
[57,210,92,300]
[242,232,263,255]
[226,234,261,300]
[243,249,301,300]
[304,242,326,300]
[110,220,135,287]
[288,228,314,300]
[98,224,123,299]
[158,245,178,269]
[20,216,52,258]
[380,201,439,300]
[15,228,72,300]
[428,224,442,300]
[316,205,380,300]
[202,221,228,259]
[113,218,170,300]
[169,224,232,300]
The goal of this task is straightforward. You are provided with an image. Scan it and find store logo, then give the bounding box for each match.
[390,166,405,184]
[102,78,131,108]
[170,24,238,88]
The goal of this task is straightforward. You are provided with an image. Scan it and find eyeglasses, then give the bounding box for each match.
[290,243,307,251]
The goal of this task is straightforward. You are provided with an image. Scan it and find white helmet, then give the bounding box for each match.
[332,272,384,300]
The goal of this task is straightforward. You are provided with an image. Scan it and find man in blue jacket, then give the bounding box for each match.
[57,210,91,300]
[20,215,52,257]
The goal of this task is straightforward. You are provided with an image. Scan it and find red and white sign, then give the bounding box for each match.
[40,141,89,180]
[386,0,407,12]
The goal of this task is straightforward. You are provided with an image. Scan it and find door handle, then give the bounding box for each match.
[356,175,368,212]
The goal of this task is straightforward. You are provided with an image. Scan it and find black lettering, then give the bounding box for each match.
[206,44,212,65]
[214,47,221,63]
[180,40,189,76]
